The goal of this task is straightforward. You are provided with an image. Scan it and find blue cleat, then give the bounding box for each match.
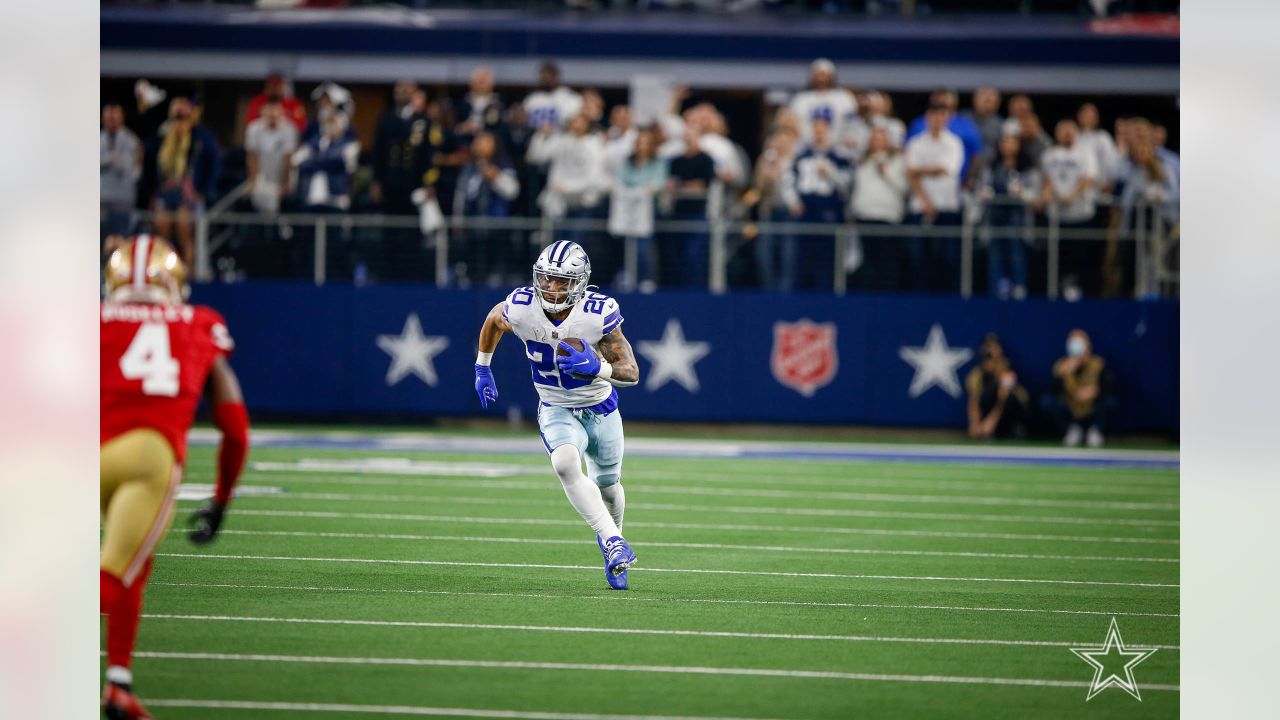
[597,534,635,590]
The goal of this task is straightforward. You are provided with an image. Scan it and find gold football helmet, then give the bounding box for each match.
[103,234,188,304]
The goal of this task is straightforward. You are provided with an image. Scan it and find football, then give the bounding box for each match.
[554,337,587,356]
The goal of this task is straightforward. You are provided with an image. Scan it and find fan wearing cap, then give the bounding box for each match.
[788,58,858,149]
[99,235,250,719]
[245,73,307,133]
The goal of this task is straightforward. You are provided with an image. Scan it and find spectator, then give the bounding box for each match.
[867,91,906,149]
[664,127,717,288]
[580,89,607,131]
[100,102,141,238]
[965,334,1030,440]
[841,88,874,158]
[748,117,801,291]
[1042,329,1112,448]
[906,90,983,184]
[302,81,355,144]
[609,125,667,293]
[523,61,583,129]
[456,66,506,146]
[370,79,426,215]
[143,97,222,264]
[1014,113,1052,168]
[527,113,608,254]
[782,117,853,291]
[1036,119,1100,299]
[1076,103,1121,192]
[1119,134,1179,234]
[1004,94,1035,135]
[851,126,908,291]
[978,134,1037,300]
[453,131,521,286]
[244,73,307,134]
[603,104,636,175]
[1149,122,1181,181]
[244,98,299,215]
[292,112,361,277]
[424,94,467,216]
[788,58,857,148]
[963,86,1004,180]
[904,102,964,293]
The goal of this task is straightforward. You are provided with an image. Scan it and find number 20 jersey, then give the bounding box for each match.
[503,287,623,409]
[101,302,234,462]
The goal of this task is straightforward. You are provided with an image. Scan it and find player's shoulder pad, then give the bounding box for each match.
[503,286,537,322]
[194,305,235,354]
[600,295,623,335]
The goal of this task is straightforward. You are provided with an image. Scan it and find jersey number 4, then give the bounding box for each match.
[525,340,590,390]
[120,322,180,397]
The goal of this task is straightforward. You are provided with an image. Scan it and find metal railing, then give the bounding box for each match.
[116,194,1176,299]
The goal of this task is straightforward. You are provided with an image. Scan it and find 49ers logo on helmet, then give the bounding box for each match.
[770,320,838,397]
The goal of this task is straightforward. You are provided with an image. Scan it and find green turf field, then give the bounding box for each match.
[115,430,1179,719]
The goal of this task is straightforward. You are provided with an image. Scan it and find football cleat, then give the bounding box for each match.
[103,682,153,720]
[602,535,636,579]
[597,534,629,590]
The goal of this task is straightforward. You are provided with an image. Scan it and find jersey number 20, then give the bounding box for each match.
[525,340,590,390]
[120,322,181,397]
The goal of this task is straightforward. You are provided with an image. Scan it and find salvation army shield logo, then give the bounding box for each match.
[771,320,838,397]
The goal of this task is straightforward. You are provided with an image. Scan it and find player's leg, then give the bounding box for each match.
[100,429,179,718]
[538,405,620,540]
[584,410,626,531]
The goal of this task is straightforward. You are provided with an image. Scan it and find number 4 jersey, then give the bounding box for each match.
[504,287,622,409]
[101,302,235,462]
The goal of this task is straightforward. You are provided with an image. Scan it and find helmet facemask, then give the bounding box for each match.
[533,267,588,313]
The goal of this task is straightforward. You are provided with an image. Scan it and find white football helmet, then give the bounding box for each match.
[532,241,591,313]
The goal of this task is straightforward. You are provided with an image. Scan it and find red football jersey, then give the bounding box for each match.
[101,302,234,463]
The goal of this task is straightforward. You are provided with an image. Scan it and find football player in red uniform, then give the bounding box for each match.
[99,235,250,719]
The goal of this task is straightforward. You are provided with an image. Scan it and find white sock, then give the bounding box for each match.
[550,446,621,539]
[105,665,133,686]
[599,482,625,531]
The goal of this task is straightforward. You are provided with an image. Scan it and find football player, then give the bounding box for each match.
[473,241,640,589]
[100,235,250,719]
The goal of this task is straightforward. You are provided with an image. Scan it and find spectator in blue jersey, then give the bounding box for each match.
[454,131,521,287]
[906,90,982,187]
[292,111,360,279]
[904,102,964,294]
[782,118,853,291]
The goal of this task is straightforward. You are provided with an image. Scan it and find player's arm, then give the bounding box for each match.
[594,327,640,387]
[189,356,249,545]
[474,301,511,409]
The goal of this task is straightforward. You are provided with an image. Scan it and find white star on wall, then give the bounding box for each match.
[898,324,973,398]
[637,319,711,393]
[376,313,450,387]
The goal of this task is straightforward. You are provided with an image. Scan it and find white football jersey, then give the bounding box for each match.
[789,89,858,144]
[504,287,623,408]
[523,87,583,129]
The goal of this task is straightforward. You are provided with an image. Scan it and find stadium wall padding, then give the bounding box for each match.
[191,283,1177,433]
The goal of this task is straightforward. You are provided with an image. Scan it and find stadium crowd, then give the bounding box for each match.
[101,60,1179,296]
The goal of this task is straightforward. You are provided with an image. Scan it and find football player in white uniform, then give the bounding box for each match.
[474,241,641,589]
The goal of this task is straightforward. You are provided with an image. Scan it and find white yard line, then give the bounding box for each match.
[208,529,1178,564]
[176,491,1179,528]
[126,651,1180,692]
[230,463,1179,498]
[142,612,1180,650]
[221,509,1181,545]
[151,581,1181,618]
[234,472,1177,511]
[155,552,1179,589]
[144,699,790,720]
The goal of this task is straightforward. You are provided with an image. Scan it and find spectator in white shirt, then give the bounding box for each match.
[1036,119,1101,298]
[789,58,858,148]
[905,103,965,293]
[1076,103,1121,192]
[244,98,299,214]
[101,102,141,238]
[527,112,608,250]
[852,127,909,291]
[868,91,906,149]
[523,62,583,130]
[603,104,636,176]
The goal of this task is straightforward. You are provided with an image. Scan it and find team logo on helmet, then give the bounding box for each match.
[770,319,838,397]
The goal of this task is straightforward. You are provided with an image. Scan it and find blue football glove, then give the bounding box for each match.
[556,341,601,379]
[474,364,499,409]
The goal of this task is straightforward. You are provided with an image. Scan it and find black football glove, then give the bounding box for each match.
[188,501,227,545]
